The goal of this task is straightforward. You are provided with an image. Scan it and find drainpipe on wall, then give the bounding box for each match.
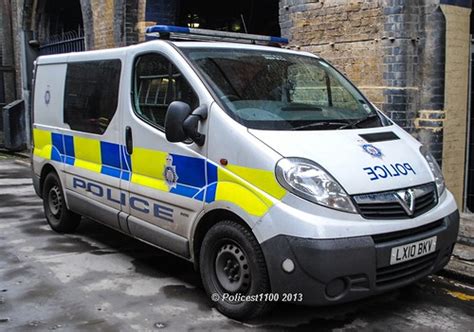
[18,29,38,150]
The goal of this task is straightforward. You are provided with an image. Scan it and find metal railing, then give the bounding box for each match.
[39,30,85,56]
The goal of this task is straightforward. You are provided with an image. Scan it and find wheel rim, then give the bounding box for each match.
[48,185,62,217]
[215,241,251,294]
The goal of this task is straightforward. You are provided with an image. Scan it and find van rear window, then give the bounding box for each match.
[64,60,121,135]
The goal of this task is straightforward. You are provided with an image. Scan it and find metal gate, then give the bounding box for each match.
[39,30,85,56]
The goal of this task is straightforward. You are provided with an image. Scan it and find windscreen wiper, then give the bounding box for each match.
[291,120,350,131]
[337,114,379,130]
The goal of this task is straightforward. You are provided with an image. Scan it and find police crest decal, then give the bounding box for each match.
[164,155,178,189]
[362,144,383,158]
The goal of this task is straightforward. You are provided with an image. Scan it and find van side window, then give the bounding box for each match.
[64,60,121,135]
[133,53,198,129]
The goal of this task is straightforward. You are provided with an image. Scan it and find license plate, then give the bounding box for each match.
[390,236,437,265]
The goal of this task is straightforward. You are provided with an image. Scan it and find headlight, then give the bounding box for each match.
[275,158,357,213]
[420,146,445,197]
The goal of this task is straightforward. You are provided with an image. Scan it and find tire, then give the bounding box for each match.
[199,220,273,320]
[42,172,81,233]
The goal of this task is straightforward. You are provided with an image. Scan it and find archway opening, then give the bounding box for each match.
[36,0,83,41]
[35,0,84,55]
[177,0,280,36]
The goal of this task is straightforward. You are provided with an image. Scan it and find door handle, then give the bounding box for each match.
[125,126,133,155]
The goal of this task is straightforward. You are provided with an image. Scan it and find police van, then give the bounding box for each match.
[32,25,459,319]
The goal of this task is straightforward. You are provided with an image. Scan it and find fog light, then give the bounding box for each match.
[281,258,295,273]
[325,278,348,299]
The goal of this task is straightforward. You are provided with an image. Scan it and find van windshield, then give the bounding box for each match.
[181,47,384,131]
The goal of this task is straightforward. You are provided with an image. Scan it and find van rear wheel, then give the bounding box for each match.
[42,172,81,233]
[199,220,273,320]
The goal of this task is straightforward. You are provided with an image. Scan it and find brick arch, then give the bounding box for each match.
[22,0,92,49]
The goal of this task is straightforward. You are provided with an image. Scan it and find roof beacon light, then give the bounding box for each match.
[145,25,289,46]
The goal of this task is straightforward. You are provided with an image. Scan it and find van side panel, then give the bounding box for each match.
[33,56,126,231]
[204,103,286,222]
[33,64,68,128]
[32,63,70,201]
[33,128,54,161]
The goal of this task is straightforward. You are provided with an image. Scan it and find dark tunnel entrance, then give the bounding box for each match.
[177,0,281,36]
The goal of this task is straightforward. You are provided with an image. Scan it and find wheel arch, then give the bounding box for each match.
[191,207,254,269]
[39,163,58,198]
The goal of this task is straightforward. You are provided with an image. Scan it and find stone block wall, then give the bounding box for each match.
[440,4,471,206]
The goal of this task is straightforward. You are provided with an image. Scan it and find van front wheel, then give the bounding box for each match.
[42,172,81,233]
[199,220,273,320]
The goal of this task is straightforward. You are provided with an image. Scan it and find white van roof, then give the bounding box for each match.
[36,40,318,65]
[36,47,127,65]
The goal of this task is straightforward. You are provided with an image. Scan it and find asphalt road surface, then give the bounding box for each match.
[0,157,473,331]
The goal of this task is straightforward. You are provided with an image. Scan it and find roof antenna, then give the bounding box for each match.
[240,14,248,33]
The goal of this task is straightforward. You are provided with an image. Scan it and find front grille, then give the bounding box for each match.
[353,183,437,219]
[372,219,444,244]
[376,251,438,288]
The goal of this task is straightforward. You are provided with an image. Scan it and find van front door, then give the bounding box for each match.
[120,50,208,258]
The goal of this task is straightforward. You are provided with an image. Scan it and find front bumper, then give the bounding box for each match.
[260,210,459,305]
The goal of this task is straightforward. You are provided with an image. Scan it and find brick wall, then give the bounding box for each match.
[89,0,116,49]
[383,0,446,164]
[76,0,142,49]
[124,0,140,46]
[440,4,471,206]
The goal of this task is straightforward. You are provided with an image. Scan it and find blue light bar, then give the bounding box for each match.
[145,25,289,45]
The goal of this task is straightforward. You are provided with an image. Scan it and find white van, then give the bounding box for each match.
[32,26,459,319]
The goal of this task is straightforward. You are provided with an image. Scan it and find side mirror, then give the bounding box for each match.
[164,102,208,146]
[164,101,192,143]
[183,105,208,146]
